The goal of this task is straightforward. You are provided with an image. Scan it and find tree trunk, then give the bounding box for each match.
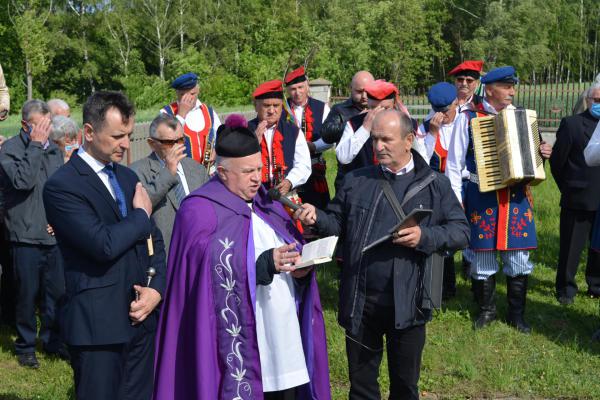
[26,57,33,100]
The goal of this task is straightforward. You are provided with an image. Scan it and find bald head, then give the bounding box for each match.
[372,109,414,139]
[371,109,414,172]
[350,71,375,109]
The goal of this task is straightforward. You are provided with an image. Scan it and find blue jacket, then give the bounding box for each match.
[314,151,469,334]
[43,152,167,346]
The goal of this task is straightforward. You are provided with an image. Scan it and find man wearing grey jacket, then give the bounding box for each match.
[130,114,208,251]
[0,100,65,368]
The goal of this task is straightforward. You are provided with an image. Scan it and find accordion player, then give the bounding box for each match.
[470,107,546,192]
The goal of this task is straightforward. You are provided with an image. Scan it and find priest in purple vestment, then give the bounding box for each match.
[153,115,331,400]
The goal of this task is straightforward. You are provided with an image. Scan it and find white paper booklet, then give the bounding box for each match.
[295,236,339,269]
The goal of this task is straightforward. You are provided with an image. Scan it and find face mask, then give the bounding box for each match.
[590,103,600,119]
[65,144,79,152]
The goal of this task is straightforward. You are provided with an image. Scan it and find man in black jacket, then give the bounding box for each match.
[295,109,469,399]
[320,70,374,144]
[550,83,600,304]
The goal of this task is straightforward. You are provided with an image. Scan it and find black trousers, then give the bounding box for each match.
[13,243,65,354]
[0,228,16,325]
[555,208,600,298]
[264,387,296,400]
[69,327,155,400]
[346,301,426,400]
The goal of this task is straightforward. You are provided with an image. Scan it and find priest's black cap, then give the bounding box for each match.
[215,124,261,158]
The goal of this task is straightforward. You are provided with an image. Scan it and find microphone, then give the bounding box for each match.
[268,188,301,211]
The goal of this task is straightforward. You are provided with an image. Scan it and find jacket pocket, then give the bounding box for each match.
[68,267,119,294]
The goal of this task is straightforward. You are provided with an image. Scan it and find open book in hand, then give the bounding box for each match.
[295,236,339,269]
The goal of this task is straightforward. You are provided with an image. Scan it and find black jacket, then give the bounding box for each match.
[314,151,469,335]
[320,98,363,144]
[0,131,63,244]
[550,110,600,211]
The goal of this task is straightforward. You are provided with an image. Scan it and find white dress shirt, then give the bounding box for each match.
[336,120,370,165]
[263,126,311,189]
[78,147,116,199]
[250,204,309,392]
[445,99,512,203]
[584,120,600,166]
[157,154,190,195]
[161,99,222,134]
[290,101,332,153]
[382,154,414,175]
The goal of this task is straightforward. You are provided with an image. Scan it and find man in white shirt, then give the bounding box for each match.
[130,114,208,251]
[283,66,332,208]
[448,60,484,112]
[247,79,311,198]
[160,72,221,168]
[446,66,552,333]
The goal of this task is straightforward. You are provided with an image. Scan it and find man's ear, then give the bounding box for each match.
[83,123,95,143]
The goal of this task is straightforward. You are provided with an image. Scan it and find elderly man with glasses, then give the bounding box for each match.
[449,60,484,112]
[130,113,208,251]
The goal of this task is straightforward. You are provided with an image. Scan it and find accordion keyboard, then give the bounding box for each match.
[471,116,507,192]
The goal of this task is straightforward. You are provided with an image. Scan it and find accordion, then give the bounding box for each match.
[471,108,545,192]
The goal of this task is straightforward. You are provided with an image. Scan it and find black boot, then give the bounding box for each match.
[472,275,496,329]
[442,256,456,300]
[506,275,531,334]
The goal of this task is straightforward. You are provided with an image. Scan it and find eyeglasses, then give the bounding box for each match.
[151,137,185,146]
[589,97,600,104]
[455,77,477,84]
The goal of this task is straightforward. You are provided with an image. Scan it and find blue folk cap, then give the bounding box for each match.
[481,66,519,85]
[171,72,198,90]
[427,82,457,112]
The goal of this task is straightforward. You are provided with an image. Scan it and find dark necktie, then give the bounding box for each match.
[173,173,186,205]
[103,164,128,217]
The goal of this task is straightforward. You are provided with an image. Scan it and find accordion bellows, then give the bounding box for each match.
[471,108,546,192]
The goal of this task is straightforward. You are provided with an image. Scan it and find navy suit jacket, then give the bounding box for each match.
[43,152,167,346]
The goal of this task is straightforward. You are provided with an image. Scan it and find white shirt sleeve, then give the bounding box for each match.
[322,104,330,122]
[211,110,222,132]
[336,121,370,164]
[286,129,312,189]
[584,121,600,166]
[445,113,470,203]
[412,125,429,163]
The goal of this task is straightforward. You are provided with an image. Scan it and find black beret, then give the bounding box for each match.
[215,125,261,158]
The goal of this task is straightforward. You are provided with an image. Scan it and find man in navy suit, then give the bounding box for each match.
[43,91,166,400]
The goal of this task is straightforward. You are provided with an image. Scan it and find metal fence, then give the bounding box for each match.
[125,83,591,165]
[332,81,591,129]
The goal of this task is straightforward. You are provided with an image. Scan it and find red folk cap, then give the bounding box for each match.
[284,66,307,85]
[448,60,484,77]
[252,79,284,99]
[365,80,399,100]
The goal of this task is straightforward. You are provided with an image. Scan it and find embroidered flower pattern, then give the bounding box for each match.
[215,238,252,400]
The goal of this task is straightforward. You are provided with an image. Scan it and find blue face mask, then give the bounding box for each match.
[590,103,600,119]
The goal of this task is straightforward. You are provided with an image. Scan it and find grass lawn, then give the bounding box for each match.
[1,153,599,399]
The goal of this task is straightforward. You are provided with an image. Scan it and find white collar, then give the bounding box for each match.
[78,147,110,173]
[382,154,414,176]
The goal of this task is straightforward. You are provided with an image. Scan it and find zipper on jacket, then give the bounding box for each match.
[349,190,383,319]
